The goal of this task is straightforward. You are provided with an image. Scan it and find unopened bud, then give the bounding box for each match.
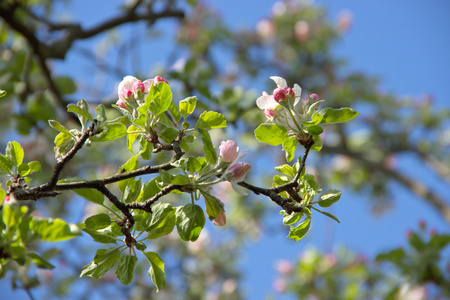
[132,80,145,98]
[154,76,168,85]
[116,99,127,109]
[228,162,251,182]
[309,93,319,102]
[273,87,287,102]
[219,140,238,163]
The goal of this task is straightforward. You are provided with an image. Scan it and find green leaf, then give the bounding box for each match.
[168,101,181,122]
[85,213,111,230]
[275,164,295,177]
[186,157,205,174]
[195,111,227,130]
[59,177,104,205]
[82,227,118,244]
[27,161,41,174]
[123,179,141,203]
[201,191,224,220]
[144,252,166,292]
[376,248,405,265]
[48,120,73,137]
[18,163,30,176]
[90,123,127,142]
[6,141,24,167]
[197,128,217,164]
[0,154,13,175]
[31,217,81,242]
[282,137,297,162]
[176,204,205,242]
[145,203,176,239]
[67,103,93,121]
[318,190,341,207]
[115,255,138,285]
[311,207,340,223]
[282,211,302,225]
[310,135,323,151]
[287,218,311,241]
[144,82,172,116]
[80,248,121,279]
[179,96,197,119]
[315,107,359,124]
[303,125,323,136]
[127,124,140,153]
[27,253,55,269]
[54,132,75,158]
[254,124,288,146]
[0,90,6,97]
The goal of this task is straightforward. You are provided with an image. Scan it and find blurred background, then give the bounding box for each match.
[0,0,449,299]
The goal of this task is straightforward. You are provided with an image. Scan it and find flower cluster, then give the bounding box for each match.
[256,76,322,133]
[116,75,169,109]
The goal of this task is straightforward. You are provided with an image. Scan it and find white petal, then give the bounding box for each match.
[256,95,278,109]
[293,83,302,97]
[235,149,247,162]
[118,76,138,93]
[270,76,287,88]
[231,180,248,196]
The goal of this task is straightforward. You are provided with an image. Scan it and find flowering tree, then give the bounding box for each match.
[0,0,449,299]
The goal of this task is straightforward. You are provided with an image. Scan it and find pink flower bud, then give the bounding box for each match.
[213,210,226,226]
[120,88,132,100]
[264,108,276,119]
[273,87,287,102]
[4,194,10,203]
[132,80,145,98]
[309,93,319,102]
[285,87,295,98]
[228,162,251,182]
[219,140,238,163]
[154,76,168,85]
[116,99,127,109]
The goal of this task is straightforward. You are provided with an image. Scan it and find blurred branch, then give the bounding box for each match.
[322,145,450,222]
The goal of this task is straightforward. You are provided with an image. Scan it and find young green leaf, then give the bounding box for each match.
[6,141,24,167]
[144,252,166,292]
[82,227,118,244]
[90,123,127,142]
[282,137,297,162]
[48,120,73,137]
[197,128,217,164]
[315,107,359,124]
[201,191,224,220]
[67,103,93,122]
[0,154,13,175]
[287,218,311,241]
[148,82,173,116]
[85,213,112,230]
[145,203,176,239]
[195,111,227,130]
[179,96,197,119]
[254,124,288,146]
[282,211,302,225]
[176,204,205,242]
[31,217,81,242]
[80,248,121,279]
[115,255,138,285]
[311,206,340,223]
[318,190,342,207]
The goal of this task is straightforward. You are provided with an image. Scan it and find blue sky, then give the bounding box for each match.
[3,1,449,299]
